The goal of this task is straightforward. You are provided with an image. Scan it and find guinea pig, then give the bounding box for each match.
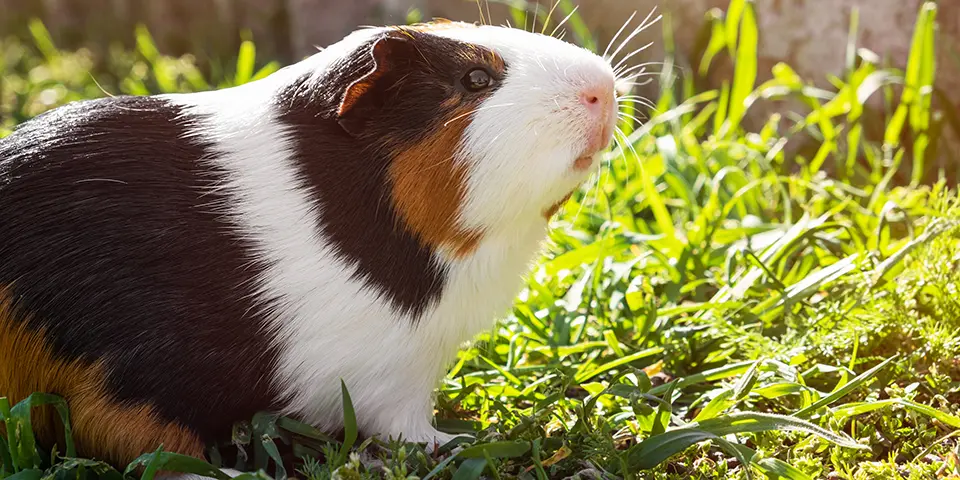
[0,20,621,468]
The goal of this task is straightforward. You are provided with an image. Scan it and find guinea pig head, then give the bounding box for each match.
[422,24,619,231]
[326,23,617,256]
[328,26,508,258]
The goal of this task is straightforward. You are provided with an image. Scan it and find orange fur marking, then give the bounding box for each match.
[383,26,507,258]
[543,192,575,219]
[338,35,394,118]
[0,290,205,466]
[389,107,483,258]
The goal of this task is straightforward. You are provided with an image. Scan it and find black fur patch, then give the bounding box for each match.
[275,28,506,318]
[0,96,282,442]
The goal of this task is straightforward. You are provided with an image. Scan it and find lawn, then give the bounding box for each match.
[2,0,960,479]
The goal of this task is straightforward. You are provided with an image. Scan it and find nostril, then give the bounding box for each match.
[580,92,602,107]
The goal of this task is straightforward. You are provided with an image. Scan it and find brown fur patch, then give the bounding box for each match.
[543,192,575,219]
[0,290,205,466]
[389,110,483,258]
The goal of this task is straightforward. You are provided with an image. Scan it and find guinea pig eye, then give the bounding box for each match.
[462,68,494,92]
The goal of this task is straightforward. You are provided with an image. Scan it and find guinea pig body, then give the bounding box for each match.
[0,21,619,466]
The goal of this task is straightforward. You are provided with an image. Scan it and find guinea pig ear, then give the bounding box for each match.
[337,30,414,136]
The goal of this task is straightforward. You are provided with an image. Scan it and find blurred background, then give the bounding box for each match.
[1,0,958,177]
[2,0,958,99]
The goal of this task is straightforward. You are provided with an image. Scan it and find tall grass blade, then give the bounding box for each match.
[629,411,863,470]
[726,0,757,133]
[794,356,897,418]
[335,380,358,467]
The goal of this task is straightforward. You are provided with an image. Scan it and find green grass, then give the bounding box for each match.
[3,0,960,478]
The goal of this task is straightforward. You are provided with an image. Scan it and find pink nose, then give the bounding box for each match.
[579,82,616,155]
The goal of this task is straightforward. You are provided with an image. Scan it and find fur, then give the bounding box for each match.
[0,20,618,465]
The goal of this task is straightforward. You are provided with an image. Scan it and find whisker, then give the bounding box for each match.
[623,60,672,68]
[617,77,657,91]
[618,106,654,119]
[542,0,562,35]
[616,69,663,80]
[611,41,655,73]
[618,111,649,125]
[409,131,505,178]
[613,127,633,178]
[608,8,661,64]
[618,79,657,90]
[443,103,516,127]
[533,53,548,73]
[617,64,682,81]
[531,1,540,33]
[608,13,653,63]
[570,166,600,225]
[618,76,660,88]
[619,95,658,111]
[550,5,580,39]
[409,154,457,176]
[617,102,652,115]
[617,97,656,108]
[617,100,656,113]
[620,127,645,171]
[615,64,660,78]
[590,158,606,214]
[618,110,650,122]
[613,127,628,156]
[616,61,673,77]
[475,0,486,26]
[591,143,613,215]
[604,149,614,192]
[602,11,637,59]
[613,127,628,177]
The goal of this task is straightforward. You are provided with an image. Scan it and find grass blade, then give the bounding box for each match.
[630,411,863,470]
[726,0,757,132]
[794,356,897,418]
[629,429,721,470]
[833,398,960,428]
[7,393,76,469]
[574,347,664,383]
[335,380,358,467]
[4,469,42,480]
[451,458,487,480]
[234,40,256,86]
[125,450,229,480]
[733,360,761,400]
